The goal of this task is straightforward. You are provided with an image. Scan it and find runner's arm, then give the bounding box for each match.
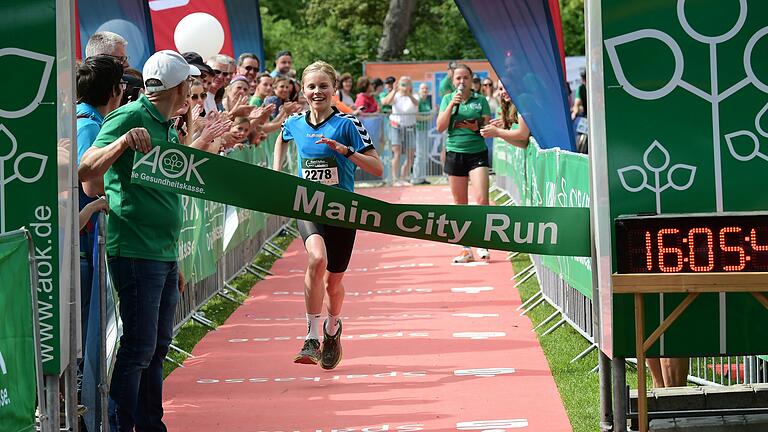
[273,134,288,171]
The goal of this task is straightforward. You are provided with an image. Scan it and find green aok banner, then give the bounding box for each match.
[131,140,591,257]
[594,0,768,357]
[0,232,37,432]
[1,0,73,374]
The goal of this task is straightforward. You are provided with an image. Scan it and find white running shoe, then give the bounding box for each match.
[477,248,490,260]
[453,248,475,263]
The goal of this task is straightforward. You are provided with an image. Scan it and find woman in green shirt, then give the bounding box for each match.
[480,81,530,148]
[436,63,492,263]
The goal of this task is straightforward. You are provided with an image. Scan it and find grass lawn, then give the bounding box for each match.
[163,227,297,377]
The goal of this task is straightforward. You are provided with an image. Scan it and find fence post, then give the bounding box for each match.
[98,212,110,431]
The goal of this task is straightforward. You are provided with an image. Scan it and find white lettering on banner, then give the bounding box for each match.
[0,350,6,374]
[37,300,54,362]
[133,146,209,184]
[293,186,383,227]
[394,211,470,243]
[483,214,558,245]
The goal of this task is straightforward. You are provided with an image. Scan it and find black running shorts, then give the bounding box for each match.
[298,220,357,273]
[444,150,490,177]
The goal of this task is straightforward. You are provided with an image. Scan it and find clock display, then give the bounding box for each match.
[615,213,768,273]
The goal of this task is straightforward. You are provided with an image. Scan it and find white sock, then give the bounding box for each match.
[306,313,323,340]
[326,314,340,336]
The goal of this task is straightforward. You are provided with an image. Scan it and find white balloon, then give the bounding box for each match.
[173,13,224,61]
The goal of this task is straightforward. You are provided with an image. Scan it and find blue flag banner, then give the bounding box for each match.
[77,0,155,67]
[455,0,575,151]
[225,0,266,70]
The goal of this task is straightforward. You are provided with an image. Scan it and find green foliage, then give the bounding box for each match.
[259,0,585,76]
[405,0,483,62]
[560,0,586,56]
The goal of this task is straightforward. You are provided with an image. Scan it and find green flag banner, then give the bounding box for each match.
[0,231,37,432]
[130,140,591,257]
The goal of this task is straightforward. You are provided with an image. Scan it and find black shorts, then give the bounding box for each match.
[444,150,490,177]
[298,220,357,273]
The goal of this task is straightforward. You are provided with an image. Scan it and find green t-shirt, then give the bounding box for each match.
[378,90,392,113]
[92,94,182,261]
[439,91,491,154]
[249,95,263,107]
[417,97,432,131]
[439,75,455,97]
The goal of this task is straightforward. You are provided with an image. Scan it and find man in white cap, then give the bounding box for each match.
[78,50,214,431]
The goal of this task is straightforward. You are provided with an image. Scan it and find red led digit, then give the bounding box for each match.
[657,228,683,272]
[751,228,768,251]
[645,230,653,271]
[719,227,746,271]
[688,228,714,272]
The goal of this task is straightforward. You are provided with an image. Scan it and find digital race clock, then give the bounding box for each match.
[615,212,768,274]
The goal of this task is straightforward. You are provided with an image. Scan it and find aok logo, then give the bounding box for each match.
[134,146,209,184]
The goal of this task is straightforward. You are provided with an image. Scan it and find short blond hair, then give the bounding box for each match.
[302,61,337,88]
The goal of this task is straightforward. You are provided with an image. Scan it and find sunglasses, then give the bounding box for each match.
[190,92,207,101]
[107,54,129,65]
[212,69,232,77]
[242,65,259,72]
[482,83,493,87]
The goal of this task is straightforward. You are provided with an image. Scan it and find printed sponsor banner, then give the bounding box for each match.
[131,140,591,257]
[1,0,74,373]
[493,138,593,297]
[0,232,37,432]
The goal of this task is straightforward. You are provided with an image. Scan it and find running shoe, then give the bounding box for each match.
[320,320,343,370]
[477,248,490,260]
[452,248,475,263]
[294,339,321,364]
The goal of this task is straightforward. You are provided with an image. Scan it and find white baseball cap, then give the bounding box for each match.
[142,50,200,93]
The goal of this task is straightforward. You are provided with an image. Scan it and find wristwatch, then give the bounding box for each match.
[344,146,356,158]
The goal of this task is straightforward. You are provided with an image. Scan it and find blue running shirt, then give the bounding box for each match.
[281,107,375,192]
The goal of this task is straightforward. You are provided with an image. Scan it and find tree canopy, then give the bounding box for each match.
[259,0,585,76]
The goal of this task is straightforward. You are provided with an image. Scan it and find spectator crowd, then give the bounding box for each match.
[71,29,578,431]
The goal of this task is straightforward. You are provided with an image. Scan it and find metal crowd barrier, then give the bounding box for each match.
[171,214,292,335]
[355,112,447,184]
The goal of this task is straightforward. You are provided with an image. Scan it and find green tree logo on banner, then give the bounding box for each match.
[0,48,54,119]
[0,125,48,232]
[605,0,768,212]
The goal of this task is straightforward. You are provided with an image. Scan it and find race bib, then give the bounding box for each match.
[301,157,340,185]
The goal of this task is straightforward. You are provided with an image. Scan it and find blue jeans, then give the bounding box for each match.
[108,257,178,432]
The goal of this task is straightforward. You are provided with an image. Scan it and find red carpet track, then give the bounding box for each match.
[163,186,571,432]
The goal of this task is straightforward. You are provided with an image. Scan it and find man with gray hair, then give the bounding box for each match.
[204,54,235,113]
[85,31,129,69]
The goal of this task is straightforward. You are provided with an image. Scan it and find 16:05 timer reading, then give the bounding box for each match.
[615,213,768,273]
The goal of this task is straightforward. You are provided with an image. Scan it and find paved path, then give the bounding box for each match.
[163,186,571,432]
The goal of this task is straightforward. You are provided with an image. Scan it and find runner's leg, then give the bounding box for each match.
[469,166,490,205]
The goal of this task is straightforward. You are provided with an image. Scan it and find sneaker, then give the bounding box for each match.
[320,320,343,370]
[410,179,430,185]
[452,249,475,263]
[294,339,321,364]
[477,248,490,260]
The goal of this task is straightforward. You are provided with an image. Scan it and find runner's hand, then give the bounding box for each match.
[122,127,151,153]
[315,135,346,154]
